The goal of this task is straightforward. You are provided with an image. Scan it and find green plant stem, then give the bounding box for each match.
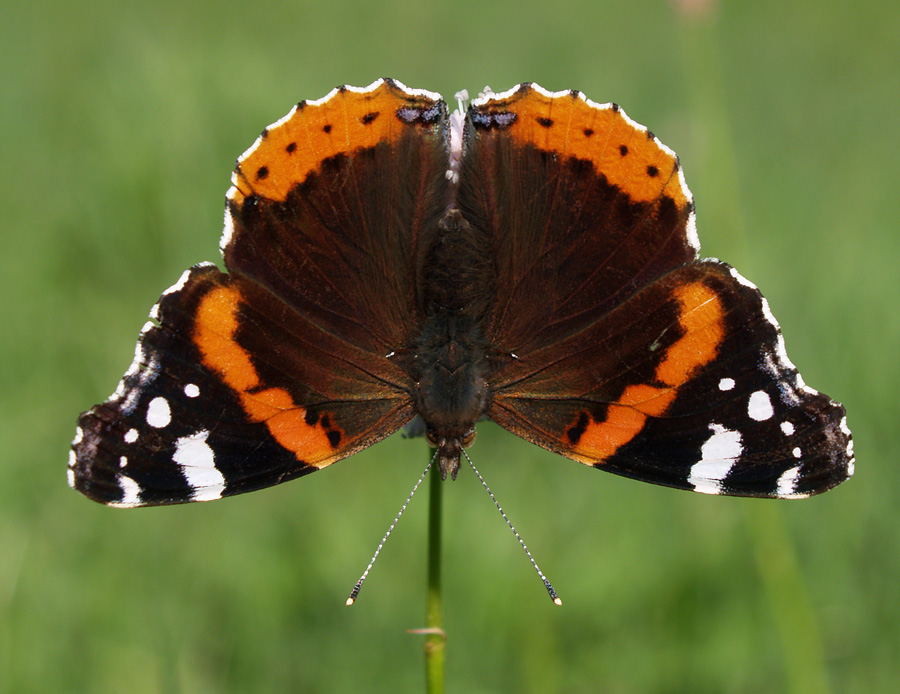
[424,447,445,694]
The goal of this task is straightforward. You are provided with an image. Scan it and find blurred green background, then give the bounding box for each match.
[2,0,897,691]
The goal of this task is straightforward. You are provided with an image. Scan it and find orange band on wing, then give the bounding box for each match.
[193,285,340,465]
[656,281,724,386]
[477,87,688,208]
[573,385,677,461]
[231,80,443,204]
[569,281,724,463]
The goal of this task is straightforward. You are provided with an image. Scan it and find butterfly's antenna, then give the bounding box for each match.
[346,449,439,606]
[461,449,562,606]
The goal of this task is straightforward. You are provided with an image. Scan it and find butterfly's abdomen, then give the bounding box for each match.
[413,313,490,478]
[414,314,490,429]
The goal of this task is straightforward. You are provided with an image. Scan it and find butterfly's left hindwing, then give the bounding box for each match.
[70,264,415,506]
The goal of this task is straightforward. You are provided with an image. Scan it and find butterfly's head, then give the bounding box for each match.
[426,427,476,480]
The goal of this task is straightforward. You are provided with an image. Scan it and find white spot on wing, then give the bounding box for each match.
[689,424,743,494]
[173,430,225,502]
[748,390,774,421]
[780,421,795,436]
[72,427,84,446]
[68,450,77,469]
[109,474,142,508]
[776,466,802,497]
[119,456,128,469]
[184,383,200,398]
[124,428,139,444]
[146,397,171,428]
[67,468,75,488]
[792,446,802,458]
[718,377,735,391]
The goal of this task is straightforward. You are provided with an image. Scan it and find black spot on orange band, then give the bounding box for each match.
[567,411,589,444]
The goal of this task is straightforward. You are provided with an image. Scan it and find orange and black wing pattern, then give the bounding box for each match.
[71,81,853,506]
[71,80,450,506]
[459,85,852,497]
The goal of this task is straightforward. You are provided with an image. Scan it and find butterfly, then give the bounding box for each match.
[69,79,853,507]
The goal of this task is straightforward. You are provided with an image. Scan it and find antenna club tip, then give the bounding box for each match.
[345,597,356,606]
[553,597,563,606]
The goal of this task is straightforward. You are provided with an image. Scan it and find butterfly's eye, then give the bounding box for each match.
[459,428,476,448]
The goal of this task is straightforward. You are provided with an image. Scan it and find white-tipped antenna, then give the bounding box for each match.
[462,449,562,606]
[346,450,438,605]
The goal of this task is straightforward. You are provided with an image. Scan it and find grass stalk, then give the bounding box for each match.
[424,447,445,693]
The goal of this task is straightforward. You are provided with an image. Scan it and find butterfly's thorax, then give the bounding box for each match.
[412,208,493,479]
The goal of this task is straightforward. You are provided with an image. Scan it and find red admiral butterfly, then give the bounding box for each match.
[69,79,853,507]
